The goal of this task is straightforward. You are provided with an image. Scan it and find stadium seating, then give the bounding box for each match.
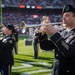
[2,0,75,7]
[2,0,75,34]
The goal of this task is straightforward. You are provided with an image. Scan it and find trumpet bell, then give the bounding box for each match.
[20,21,26,33]
[20,21,25,28]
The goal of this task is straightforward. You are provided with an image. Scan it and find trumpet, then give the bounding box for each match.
[20,21,63,27]
[20,21,63,33]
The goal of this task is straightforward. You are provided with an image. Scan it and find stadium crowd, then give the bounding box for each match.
[2,0,75,34]
[2,10,62,25]
[2,0,75,26]
[2,0,75,7]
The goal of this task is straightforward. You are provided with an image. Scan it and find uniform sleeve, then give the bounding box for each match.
[39,33,56,50]
[50,32,75,57]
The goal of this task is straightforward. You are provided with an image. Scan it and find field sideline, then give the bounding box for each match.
[12,34,54,75]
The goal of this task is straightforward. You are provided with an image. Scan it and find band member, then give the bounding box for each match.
[0,24,15,75]
[33,26,40,59]
[42,16,50,23]
[33,16,50,59]
[0,24,6,36]
[38,4,75,75]
[13,27,18,54]
[29,28,34,39]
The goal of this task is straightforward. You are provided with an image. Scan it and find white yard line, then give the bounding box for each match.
[12,63,32,69]
[12,61,52,75]
[20,69,52,75]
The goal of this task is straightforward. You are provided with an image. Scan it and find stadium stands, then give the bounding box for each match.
[2,9,62,25]
[2,0,75,7]
[2,0,75,33]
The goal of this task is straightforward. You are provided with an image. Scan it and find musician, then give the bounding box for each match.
[42,16,50,23]
[38,4,75,75]
[0,24,6,36]
[33,26,40,59]
[0,24,15,75]
[13,27,18,54]
[29,28,34,39]
[33,16,50,59]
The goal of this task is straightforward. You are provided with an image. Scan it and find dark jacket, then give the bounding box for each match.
[34,33,40,44]
[39,28,75,75]
[0,34,15,65]
[14,31,18,42]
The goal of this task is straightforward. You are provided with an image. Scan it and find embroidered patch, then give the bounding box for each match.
[65,5,70,12]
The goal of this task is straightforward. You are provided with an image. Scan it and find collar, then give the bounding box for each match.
[66,27,75,32]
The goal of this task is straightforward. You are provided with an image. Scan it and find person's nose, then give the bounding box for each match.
[62,16,66,21]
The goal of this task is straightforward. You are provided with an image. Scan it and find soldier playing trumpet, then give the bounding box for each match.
[38,4,75,75]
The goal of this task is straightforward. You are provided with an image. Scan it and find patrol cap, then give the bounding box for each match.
[62,4,75,14]
[6,24,15,33]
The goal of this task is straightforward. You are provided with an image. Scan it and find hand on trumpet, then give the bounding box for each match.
[40,20,57,35]
[20,17,62,34]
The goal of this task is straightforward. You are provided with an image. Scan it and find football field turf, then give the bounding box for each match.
[4,34,54,75]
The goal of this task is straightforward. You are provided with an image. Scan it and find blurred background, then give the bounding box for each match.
[0,0,75,34]
[0,1,75,75]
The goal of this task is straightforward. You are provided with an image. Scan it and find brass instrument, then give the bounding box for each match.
[21,16,63,46]
[20,21,63,33]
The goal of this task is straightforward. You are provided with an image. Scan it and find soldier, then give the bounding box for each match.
[33,26,40,59]
[38,4,75,75]
[0,24,15,75]
[13,27,18,54]
[33,16,50,59]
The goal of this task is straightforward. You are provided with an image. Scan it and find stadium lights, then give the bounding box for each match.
[36,5,42,9]
[26,6,30,8]
[19,5,25,8]
[31,6,35,9]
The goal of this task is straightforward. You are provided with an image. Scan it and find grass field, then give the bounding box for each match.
[12,34,54,75]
